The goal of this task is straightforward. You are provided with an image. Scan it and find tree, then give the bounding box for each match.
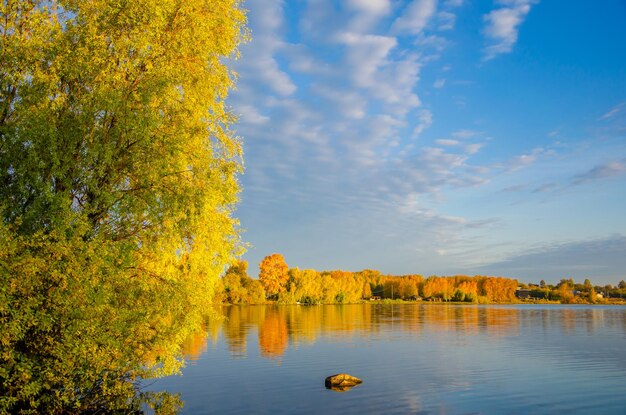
[259,254,290,298]
[286,268,322,304]
[217,260,269,304]
[227,260,250,280]
[480,277,517,302]
[456,280,478,302]
[619,280,626,289]
[223,270,247,304]
[0,0,247,411]
[557,283,575,304]
[540,280,546,288]
[362,283,373,299]
[245,279,266,304]
[587,287,597,304]
[423,276,453,301]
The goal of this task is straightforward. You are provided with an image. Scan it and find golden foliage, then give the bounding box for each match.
[0,0,247,411]
[259,253,289,298]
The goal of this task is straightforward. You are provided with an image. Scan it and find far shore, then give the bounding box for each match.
[219,298,626,306]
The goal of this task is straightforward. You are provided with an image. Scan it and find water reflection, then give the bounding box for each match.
[165,305,626,415]
[259,308,289,359]
[180,304,623,360]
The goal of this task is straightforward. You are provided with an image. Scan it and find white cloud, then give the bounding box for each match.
[600,102,624,120]
[347,0,391,15]
[436,139,460,146]
[482,0,538,61]
[413,109,433,137]
[392,0,438,35]
[338,32,398,89]
[255,56,297,96]
[506,147,544,171]
[572,159,626,185]
[433,78,446,88]
[237,104,269,125]
[283,44,329,75]
[346,0,392,31]
[437,11,456,30]
[312,85,367,119]
[234,0,296,96]
[452,129,480,139]
[414,34,450,52]
[464,143,484,154]
[338,32,422,115]
[444,0,463,6]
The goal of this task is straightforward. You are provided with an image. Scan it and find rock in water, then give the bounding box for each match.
[325,374,362,391]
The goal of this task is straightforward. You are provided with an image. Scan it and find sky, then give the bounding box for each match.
[227,0,626,285]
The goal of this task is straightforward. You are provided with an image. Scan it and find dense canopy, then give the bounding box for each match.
[0,0,247,412]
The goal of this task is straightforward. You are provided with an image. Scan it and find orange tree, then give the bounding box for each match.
[259,254,289,299]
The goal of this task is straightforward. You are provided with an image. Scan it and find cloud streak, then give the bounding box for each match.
[392,0,438,35]
[571,159,626,186]
[482,0,538,61]
[599,102,624,120]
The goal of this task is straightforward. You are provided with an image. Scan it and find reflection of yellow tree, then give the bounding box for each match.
[223,306,250,357]
[181,327,209,362]
[291,306,322,344]
[482,307,520,336]
[259,309,288,359]
[560,309,576,333]
[209,304,526,361]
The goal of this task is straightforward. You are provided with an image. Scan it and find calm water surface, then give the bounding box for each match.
[148,305,626,414]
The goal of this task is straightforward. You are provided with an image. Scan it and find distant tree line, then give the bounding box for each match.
[215,254,626,305]
[215,254,520,304]
[517,278,626,304]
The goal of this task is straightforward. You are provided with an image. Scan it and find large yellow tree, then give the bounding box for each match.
[0,0,247,412]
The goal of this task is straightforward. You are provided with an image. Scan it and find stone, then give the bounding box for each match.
[324,373,362,392]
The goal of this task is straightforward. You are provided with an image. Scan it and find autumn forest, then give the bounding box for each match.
[216,254,626,306]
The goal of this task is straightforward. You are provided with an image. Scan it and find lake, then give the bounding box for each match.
[147,304,626,414]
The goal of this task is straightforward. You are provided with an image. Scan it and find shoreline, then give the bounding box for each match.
[217,299,626,306]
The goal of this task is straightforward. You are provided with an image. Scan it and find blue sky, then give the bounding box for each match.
[228,0,626,284]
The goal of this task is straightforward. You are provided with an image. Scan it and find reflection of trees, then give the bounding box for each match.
[560,309,576,334]
[259,308,288,359]
[223,306,251,357]
[182,327,210,362]
[207,305,611,362]
[181,313,225,362]
[214,305,529,361]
